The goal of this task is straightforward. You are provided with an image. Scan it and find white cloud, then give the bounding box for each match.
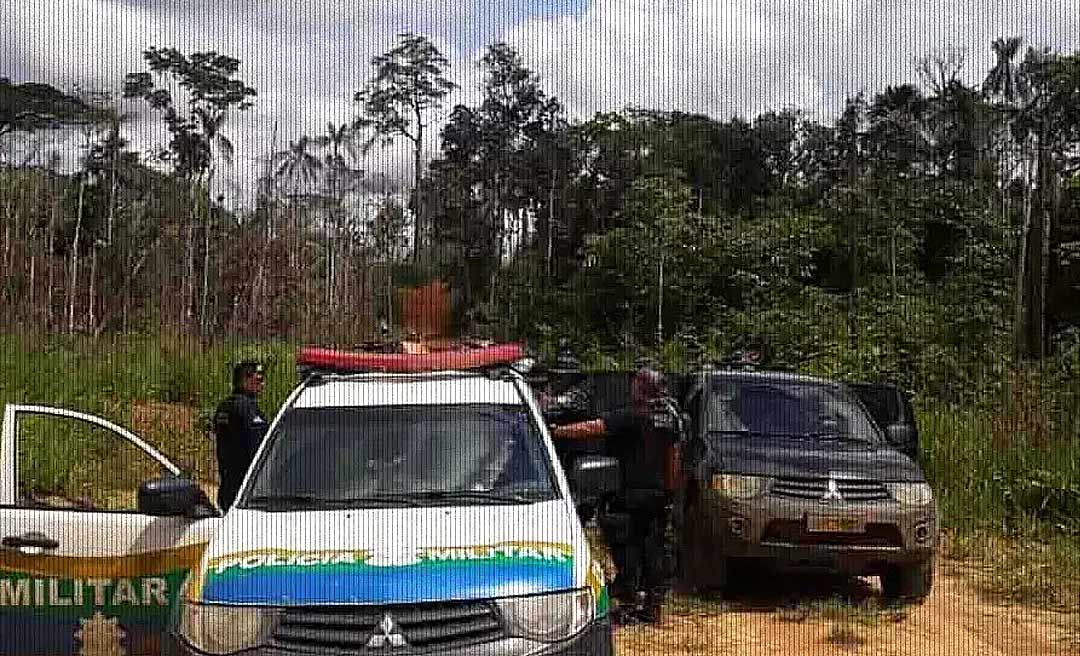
[3,0,1079,209]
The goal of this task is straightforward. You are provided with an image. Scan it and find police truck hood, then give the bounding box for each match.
[189,501,581,606]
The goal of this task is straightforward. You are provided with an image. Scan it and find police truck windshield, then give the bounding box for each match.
[240,403,560,509]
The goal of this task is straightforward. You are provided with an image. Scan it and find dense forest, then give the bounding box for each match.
[2,35,1080,398]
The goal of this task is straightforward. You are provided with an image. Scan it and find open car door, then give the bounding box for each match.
[846,382,921,461]
[0,405,221,656]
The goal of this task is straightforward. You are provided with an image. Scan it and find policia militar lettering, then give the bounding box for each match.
[211,361,269,510]
[551,367,680,625]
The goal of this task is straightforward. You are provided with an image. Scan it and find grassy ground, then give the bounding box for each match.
[1,332,1077,617]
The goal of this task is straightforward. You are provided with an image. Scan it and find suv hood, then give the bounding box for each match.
[190,501,579,606]
[707,438,925,482]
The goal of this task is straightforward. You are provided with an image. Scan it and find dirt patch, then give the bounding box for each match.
[614,562,1080,655]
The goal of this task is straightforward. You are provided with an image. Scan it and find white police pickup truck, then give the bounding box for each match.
[0,346,618,655]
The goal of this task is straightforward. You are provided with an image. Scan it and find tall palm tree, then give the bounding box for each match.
[983,38,1046,358]
[314,122,366,307]
[983,37,1029,104]
[317,122,362,173]
[271,136,323,199]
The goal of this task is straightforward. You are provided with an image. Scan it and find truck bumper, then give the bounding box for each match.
[164,617,615,656]
[689,490,938,576]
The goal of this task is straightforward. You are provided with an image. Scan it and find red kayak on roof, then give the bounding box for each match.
[297,342,527,373]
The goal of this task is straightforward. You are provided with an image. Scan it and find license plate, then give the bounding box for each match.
[806,515,864,533]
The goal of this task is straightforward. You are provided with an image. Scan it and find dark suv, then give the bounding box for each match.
[671,369,937,603]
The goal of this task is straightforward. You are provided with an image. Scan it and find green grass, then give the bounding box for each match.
[919,399,1080,536]
[0,332,300,496]
[918,397,1080,609]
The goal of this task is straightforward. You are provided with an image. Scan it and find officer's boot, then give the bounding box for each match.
[640,588,667,625]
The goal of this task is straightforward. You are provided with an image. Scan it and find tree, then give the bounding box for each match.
[315,122,366,307]
[1010,49,1080,358]
[0,77,94,140]
[123,48,255,182]
[123,47,255,329]
[984,37,1029,103]
[271,136,323,200]
[355,33,456,260]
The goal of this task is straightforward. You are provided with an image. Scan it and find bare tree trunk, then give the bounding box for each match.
[185,222,195,327]
[547,177,555,278]
[200,174,214,336]
[412,110,423,263]
[107,147,118,246]
[889,226,896,301]
[46,198,56,328]
[1034,139,1053,360]
[88,245,96,331]
[28,226,36,327]
[68,175,86,334]
[1014,144,1035,360]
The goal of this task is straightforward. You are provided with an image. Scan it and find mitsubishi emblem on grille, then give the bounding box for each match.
[367,614,408,648]
[820,478,843,504]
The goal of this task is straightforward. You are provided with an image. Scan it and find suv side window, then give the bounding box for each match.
[849,383,901,431]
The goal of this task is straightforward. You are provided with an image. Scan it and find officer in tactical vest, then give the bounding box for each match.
[551,366,679,625]
[212,361,269,510]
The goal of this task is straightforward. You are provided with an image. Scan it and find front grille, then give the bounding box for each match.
[762,520,904,548]
[271,600,506,654]
[769,477,891,502]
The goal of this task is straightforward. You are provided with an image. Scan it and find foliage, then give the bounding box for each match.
[123,47,255,179]
[0,77,98,138]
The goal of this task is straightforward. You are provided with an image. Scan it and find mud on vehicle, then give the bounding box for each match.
[670,369,938,603]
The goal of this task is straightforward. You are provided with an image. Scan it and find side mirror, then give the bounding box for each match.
[138,476,215,518]
[570,455,620,510]
[885,423,919,460]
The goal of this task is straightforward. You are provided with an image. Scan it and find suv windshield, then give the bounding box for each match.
[706,379,882,444]
[241,403,559,509]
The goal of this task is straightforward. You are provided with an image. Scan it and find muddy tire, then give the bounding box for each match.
[677,499,728,593]
[881,561,934,603]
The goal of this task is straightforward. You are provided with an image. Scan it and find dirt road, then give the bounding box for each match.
[614,561,1079,656]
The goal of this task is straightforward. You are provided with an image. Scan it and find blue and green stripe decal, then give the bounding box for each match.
[194,541,577,606]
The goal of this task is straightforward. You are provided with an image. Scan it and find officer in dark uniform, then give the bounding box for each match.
[212,361,269,510]
[551,367,678,625]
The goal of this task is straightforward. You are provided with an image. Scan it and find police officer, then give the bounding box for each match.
[551,367,678,625]
[212,361,269,510]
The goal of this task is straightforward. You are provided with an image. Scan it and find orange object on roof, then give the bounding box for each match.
[399,280,451,339]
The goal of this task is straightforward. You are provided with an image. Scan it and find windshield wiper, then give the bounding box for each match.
[244,493,423,509]
[405,490,544,505]
[805,432,874,445]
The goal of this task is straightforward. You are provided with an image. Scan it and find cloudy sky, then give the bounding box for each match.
[4,0,1079,208]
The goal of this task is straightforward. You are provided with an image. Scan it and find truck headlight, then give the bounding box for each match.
[496,589,593,643]
[710,474,767,499]
[884,482,934,506]
[178,600,279,655]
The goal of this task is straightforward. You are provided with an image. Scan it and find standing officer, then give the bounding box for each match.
[551,367,679,625]
[212,361,269,510]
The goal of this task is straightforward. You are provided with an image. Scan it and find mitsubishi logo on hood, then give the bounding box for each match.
[820,478,844,504]
[367,614,408,649]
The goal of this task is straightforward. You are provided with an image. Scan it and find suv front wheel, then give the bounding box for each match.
[881,561,934,603]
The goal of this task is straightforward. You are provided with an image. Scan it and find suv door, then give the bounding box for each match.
[847,383,920,461]
[0,405,221,656]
